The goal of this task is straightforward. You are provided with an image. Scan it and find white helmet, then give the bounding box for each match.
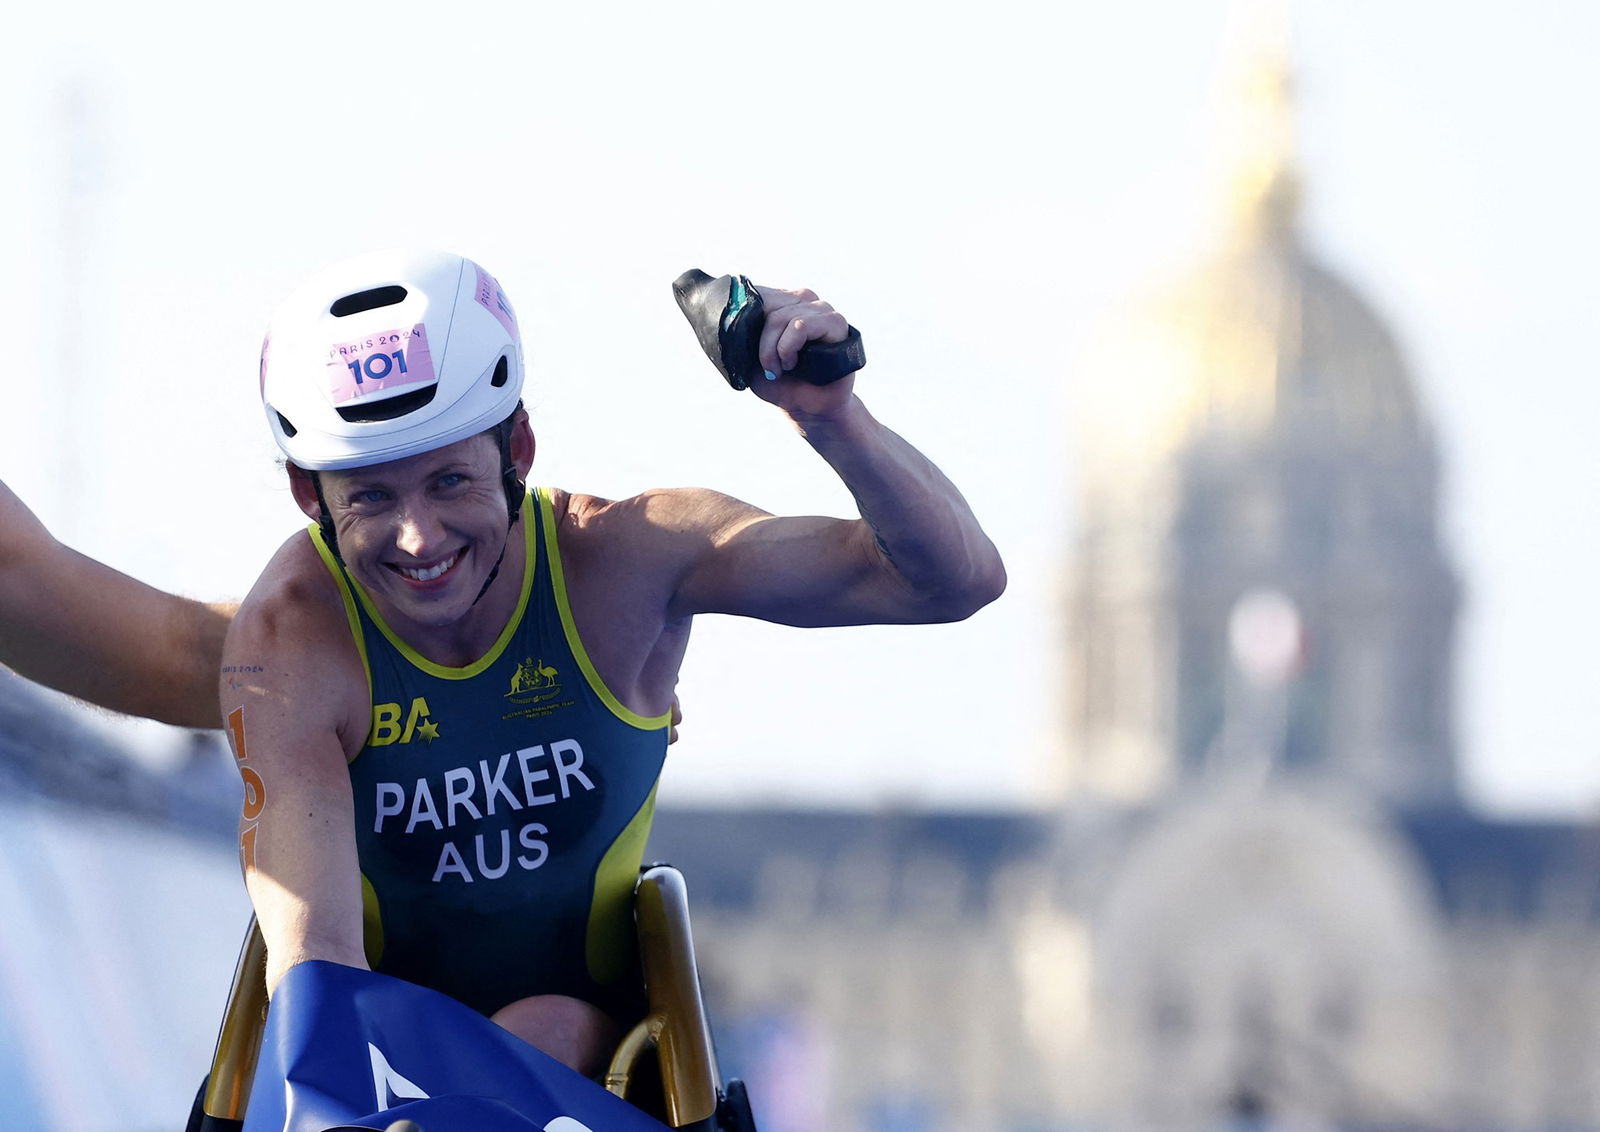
[260,249,524,471]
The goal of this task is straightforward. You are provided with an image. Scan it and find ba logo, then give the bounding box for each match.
[506,657,561,706]
[371,697,441,746]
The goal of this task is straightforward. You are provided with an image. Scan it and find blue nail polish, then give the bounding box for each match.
[764,370,778,382]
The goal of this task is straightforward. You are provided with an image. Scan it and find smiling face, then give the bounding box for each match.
[291,413,534,655]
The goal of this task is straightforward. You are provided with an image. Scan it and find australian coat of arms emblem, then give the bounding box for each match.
[506,657,561,705]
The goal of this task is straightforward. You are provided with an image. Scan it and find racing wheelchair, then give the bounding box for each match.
[186,864,757,1132]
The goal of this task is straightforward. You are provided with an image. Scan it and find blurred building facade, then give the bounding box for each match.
[649,54,1600,1132]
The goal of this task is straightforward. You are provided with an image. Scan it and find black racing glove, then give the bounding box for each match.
[671,268,866,391]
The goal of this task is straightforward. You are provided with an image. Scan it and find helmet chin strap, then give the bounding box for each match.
[469,417,527,609]
[311,472,345,566]
[467,509,517,608]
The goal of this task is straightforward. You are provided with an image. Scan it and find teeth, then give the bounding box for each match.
[400,554,457,582]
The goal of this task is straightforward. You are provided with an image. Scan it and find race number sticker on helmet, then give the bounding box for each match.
[327,324,437,406]
[475,265,518,342]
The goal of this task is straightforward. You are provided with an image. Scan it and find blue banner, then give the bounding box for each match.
[243,961,671,1132]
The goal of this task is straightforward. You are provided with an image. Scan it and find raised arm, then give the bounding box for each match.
[667,284,1006,627]
[0,478,233,727]
[219,535,371,993]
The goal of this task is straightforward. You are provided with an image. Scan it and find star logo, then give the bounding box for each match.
[416,718,441,743]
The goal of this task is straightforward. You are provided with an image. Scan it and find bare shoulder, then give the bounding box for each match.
[224,531,368,756]
[233,532,349,640]
[548,484,773,627]
[552,485,770,554]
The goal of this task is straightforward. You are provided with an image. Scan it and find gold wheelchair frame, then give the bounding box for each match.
[188,864,754,1132]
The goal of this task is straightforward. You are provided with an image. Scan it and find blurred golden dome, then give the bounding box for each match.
[1075,50,1424,500]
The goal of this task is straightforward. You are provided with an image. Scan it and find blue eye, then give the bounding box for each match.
[350,488,388,506]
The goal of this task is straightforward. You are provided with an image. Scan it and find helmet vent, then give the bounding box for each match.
[336,385,437,423]
[276,411,299,438]
[330,285,408,318]
[490,355,510,388]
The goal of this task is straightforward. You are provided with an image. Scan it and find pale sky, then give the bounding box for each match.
[1,0,1595,818]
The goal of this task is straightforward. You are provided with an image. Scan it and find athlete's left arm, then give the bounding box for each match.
[665,285,1006,628]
